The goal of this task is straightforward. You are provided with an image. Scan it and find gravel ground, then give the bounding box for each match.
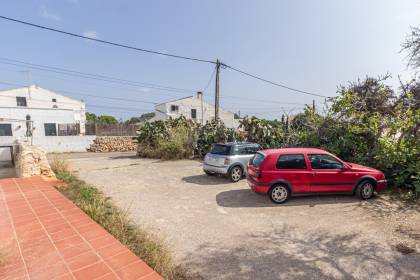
[55,152,420,280]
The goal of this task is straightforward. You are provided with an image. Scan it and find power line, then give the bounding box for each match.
[0,15,215,64]
[224,64,328,98]
[0,58,196,94]
[87,104,146,113]
[0,81,158,105]
[0,58,318,107]
[0,16,328,99]
[202,65,217,92]
[222,95,310,106]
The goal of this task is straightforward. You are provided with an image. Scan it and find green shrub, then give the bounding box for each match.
[137,118,197,160]
[196,120,242,157]
[137,117,241,159]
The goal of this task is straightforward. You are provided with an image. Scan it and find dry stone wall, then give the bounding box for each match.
[87,136,137,152]
[15,142,55,178]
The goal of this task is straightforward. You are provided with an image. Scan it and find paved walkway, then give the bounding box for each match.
[0,176,162,280]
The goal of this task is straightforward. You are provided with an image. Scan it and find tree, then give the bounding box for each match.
[329,75,396,163]
[85,112,97,123]
[402,26,420,70]
[139,112,156,122]
[126,117,141,124]
[97,115,118,124]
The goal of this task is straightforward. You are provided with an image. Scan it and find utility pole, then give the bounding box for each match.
[312,99,315,112]
[19,70,32,99]
[214,59,221,121]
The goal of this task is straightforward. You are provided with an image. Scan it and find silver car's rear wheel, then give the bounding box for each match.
[269,185,290,204]
[229,166,242,182]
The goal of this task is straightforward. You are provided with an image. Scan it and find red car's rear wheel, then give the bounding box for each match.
[269,184,290,204]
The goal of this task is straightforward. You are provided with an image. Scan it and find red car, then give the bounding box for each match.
[247,148,387,204]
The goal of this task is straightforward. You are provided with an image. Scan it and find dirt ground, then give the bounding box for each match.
[53,152,420,280]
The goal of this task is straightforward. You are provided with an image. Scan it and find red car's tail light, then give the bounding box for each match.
[256,168,261,179]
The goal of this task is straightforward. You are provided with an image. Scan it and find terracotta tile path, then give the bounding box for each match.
[0,176,163,280]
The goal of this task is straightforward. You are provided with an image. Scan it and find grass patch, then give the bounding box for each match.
[52,159,197,280]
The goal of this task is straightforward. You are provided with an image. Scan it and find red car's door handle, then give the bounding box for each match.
[312,172,316,176]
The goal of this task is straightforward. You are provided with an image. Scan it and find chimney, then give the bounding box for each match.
[197,91,203,100]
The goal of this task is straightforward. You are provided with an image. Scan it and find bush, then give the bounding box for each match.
[196,120,242,157]
[137,117,241,159]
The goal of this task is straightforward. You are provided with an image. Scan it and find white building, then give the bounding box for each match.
[150,92,240,128]
[0,85,94,155]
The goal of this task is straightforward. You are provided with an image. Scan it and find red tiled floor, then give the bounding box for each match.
[0,177,163,280]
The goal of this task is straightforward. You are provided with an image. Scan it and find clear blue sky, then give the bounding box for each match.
[1,0,419,120]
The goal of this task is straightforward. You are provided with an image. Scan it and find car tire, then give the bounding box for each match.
[269,184,290,204]
[356,180,375,200]
[204,170,214,176]
[229,166,243,182]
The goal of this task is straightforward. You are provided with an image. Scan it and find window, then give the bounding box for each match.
[44,123,57,136]
[233,144,261,155]
[210,144,231,155]
[247,144,261,154]
[251,153,265,167]
[308,154,343,170]
[170,105,179,112]
[16,97,27,107]
[58,123,80,136]
[232,145,247,155]
[52,98,57,102]
[0,124,12,136]
[276,154,306,169]
[191,109,197,119]
[53,105,58,108]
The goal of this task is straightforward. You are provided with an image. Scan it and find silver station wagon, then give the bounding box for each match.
[203,142,262,182]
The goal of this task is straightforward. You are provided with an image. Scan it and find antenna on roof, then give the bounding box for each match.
[18,70,32,99]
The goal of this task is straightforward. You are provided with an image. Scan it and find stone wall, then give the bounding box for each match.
[87,136,137,152]
[15,143,55,178]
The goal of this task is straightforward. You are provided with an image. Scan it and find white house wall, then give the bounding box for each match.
[150,95,238,128]
[0,85,93,154]
[0,86,86,133]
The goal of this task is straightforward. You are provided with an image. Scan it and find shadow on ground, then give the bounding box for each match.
[108,154,140,160]
[216,189,359,208]
[186,225,420,280]
[0,161,16,179]
[182,174,233,185]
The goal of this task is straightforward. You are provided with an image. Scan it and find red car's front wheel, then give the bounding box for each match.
[356,180,375,199]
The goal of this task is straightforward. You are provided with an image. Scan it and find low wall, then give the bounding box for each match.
[15,143,55,178]
[0,136,15,161]
[88,136,136,152]
[33,136,96,153]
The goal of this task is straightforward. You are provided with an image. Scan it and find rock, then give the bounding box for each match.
[15,143,55,178]
[87,136,137,152]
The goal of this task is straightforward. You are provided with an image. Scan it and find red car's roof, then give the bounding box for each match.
[259,148,328,155]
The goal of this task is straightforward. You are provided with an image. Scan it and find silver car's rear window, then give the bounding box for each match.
[210,144,231,155]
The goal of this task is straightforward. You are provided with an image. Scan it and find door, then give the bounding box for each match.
[307,154,354,192]
[274,154,311,193]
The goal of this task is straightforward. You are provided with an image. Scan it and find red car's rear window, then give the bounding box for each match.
[251,152,265,167]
